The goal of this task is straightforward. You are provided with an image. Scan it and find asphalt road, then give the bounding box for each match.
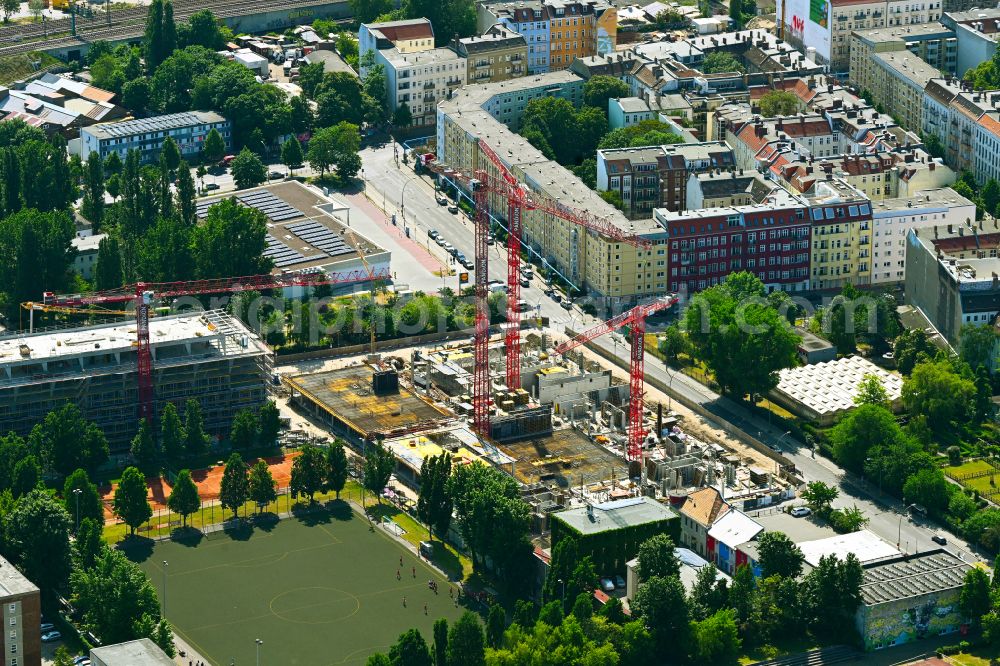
[359,139,984,565]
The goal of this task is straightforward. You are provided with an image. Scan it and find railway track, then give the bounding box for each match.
[0,0,345,58]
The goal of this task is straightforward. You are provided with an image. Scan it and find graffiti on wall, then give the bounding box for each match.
[861,592,961,651]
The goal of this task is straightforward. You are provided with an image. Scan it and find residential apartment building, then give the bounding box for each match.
[806,179,875,290]
[850,23,956,84]
[0,556,40,666]
[655,195,813,294]
[608,94,692,129]
[678,487,730,559]
[864,50,940,132]
[596,142,736,217]
[359,19,466,127]
[870,187,975,283]
[477,1,551,73]
[941,8,1000,76]
[922,77,1000,180]
[686,170,776,210]
[478,0,618,72]
[79,111,230,164]
[905,218,1000,344]
[770,150,954,200]
[453,24,528,84]
[776,0,943,74]
[358,18,435,72]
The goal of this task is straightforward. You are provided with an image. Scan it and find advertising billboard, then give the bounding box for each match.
[778,0,831,64]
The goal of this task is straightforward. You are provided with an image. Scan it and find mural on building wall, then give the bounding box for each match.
[860,593,962,651]
[596,10,617,56]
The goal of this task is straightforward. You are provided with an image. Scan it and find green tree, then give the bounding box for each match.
[544,536,580,604]
[854,373,889,408]
[433,618,448,666]
[130,418,159,472]
[176,160,196,226]
[756,531,805,579]
[689,561,729,621]
[53,647,72,666]
[801,554,863,640]
[248,458,277,513]
[402,0,475,46]
[219,452,249,519]
[326,440,349,498]
[728,563,755,628]
[389,628,432,666]
[113,466,152,536]
[960,567,992,629]
[364,439,395,503]
[160,402,184,463]
[582,75,630,114]
[690,608,741,663]
[960,323,999,373]
[801,480,839,514]
[151,618,176,657]
[81,152,106,228]
[11,455,40,499]
[167,469,200,526]
[160,136,181,175]
[183,398,209,456]
[636,533,680,581]
[95,235,124,290]
[143,0,168,72]
[230,408,259,450]
[758,90,800,116]
[62,468,104,531]
[632,575,689,652]
[983,178,1000,217]
[178,9,226,50]
[683,272,800,398]
[417,452,453,542]
[350,0,394,23]
[486,604,506,648]
[830,404,903,472]
[5,489,73,595]
[70,548,160,644]
[367,655,392,666]
[894,328,936,374]
[281,137,305,175]
[902,359,977,437]
[290,443,328,502]
[702,51,745,74]
[203,127,226,163]
[290,94,314,134]
[191,197,271,279]
[231,147,267,189]
[446,611,485,666]
[902,468,950,514]
[392,101,413,128]
[658,323,689,364]
[258,400,281,446]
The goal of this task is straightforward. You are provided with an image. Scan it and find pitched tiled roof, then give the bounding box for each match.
[679,487,729,527]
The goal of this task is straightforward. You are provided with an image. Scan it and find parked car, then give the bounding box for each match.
[790,506,811,517]
[442,242,454,253]
[931,533,947,545]
[614,575,626,589]
[560,300,573,310]
[447,203,459,213]
[486,235,495,245]
[519,277,530,288]
[268,170,283,179]
[552,293,562,303]
[419,540,435,557]
[435,193,448,205]
[205,183,220,191]
[435,237,447,247]
[455,252,467,263]
[40,623,54,632]
[428,229,440,240]
[73,657,90,666]
[599,578,615,593]
[41,630,61,643]
[461,259,474,270]
[448,246,460,257]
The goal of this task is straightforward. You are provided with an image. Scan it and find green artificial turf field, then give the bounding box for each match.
[127,503,467,665]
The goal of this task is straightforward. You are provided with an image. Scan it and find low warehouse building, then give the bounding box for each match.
[770,356,903,424]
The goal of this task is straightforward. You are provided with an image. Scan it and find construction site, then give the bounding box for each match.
[0,310,271,449]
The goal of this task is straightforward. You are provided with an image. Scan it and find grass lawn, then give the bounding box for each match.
[738,634,822,665]
[126,501,469,666]
[0,51,59,85]
[104,480,473,581]
[949,647,999,666]
[944,460,1000,496]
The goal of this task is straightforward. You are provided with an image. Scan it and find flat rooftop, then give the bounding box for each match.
[198,181,385,274]
[860,550,973,606]
[0,310,266,371]
[385,426,514,472]
[798,529,901,568]
[499,426,628,488]
[0,556,38,597]
[872,187,974,216]
[852,22,954,45]
[91,638,174,666]
[874,51,941,89]
[285,365,452,439]
[555,496,677,536]
[84,110,225,139]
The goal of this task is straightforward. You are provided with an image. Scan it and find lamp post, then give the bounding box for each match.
[898,504,916,549]
[255,638,263,666]
[399,176,419,228]
[162,560,168,617]
[557,578,565,604]
[72,487,81,532]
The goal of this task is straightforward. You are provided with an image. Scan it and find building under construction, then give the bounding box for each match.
[0,310,271,449]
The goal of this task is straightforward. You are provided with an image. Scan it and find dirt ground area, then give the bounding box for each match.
[99,452,299,521]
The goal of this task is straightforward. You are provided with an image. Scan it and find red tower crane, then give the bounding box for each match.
[553,296,679,462]
[429,140,652,437]
[40,269,391,423]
